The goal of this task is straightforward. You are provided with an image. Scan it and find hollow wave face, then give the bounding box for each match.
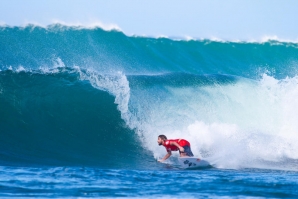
[0,68,154,168]
[1,25,298,170]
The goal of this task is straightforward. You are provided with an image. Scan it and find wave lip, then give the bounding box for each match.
[2,23,298,44]
[2,24,298,80]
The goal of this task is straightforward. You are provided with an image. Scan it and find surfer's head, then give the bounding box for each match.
[157,135,167,145]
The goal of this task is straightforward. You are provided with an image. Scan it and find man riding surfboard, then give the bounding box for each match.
[157,135,194,162]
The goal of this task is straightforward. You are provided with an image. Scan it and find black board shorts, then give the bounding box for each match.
[180,145,194,157]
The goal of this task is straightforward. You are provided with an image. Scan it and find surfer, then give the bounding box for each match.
[157,135,194,162]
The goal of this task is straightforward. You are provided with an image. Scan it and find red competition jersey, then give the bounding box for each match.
[163,139,190,152]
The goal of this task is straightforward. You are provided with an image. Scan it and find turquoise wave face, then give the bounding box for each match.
[1,25,298,170]
[0,69,153,168]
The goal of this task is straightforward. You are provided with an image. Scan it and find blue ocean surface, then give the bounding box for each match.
[1,25,298,198]
[1,166,298,198]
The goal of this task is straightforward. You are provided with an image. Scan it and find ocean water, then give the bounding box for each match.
[1,24,298,198]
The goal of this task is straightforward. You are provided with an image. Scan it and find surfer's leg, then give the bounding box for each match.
[182,146,194,157]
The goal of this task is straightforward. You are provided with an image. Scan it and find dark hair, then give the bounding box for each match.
[158,135,167,140]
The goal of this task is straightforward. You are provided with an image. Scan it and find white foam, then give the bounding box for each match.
[2,23,298,44]
[16,65,26,72]
[53,58,65,68]
[116,73,298,170]
[46,20,121,31]
[259,35,298,43]
[130,33,298,44]
[37,57,66,74]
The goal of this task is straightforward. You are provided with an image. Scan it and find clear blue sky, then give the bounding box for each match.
[1,0,297,41]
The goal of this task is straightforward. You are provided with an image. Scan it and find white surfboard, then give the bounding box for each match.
[178,157,210,168]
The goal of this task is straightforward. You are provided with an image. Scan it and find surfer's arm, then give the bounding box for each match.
[170,142,184,152]
[159,151,171,162]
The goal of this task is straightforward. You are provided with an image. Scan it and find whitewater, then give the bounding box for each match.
[0,24,298,198]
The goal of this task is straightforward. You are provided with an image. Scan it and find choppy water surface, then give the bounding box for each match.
[1,166,298,198]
